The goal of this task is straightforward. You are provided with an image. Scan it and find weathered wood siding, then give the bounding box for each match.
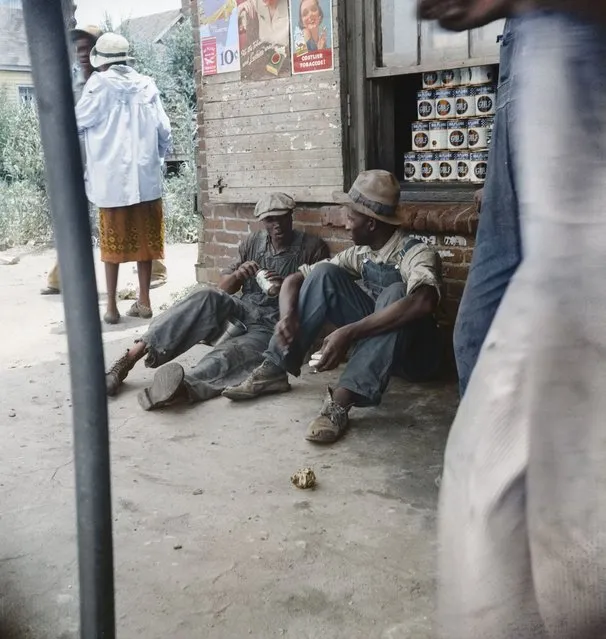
[199,0,343,204]
[0,69,33,105]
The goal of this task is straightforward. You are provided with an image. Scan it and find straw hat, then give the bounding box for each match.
[70,24,103,43]
[333,170,404,226]
[90,33,135,69]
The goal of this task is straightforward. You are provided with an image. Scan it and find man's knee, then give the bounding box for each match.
[306,262,346,286]
[375,282,407,307]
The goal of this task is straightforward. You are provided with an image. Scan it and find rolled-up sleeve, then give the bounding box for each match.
[75,76,103,132]
[401,243,441,299]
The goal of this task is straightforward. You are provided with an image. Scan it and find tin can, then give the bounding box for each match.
[422,71,441,89]
[455,87,476,118]
[447,119,468,151]
[435,88,455,120]
[210,318,248,347]
[462,65,497,86]
[404,152,421,182]
[475,84,496,116]
[441,68,461,88]
[470,151,490,183]
[256,269,281,297]
[468,117,493,150]
[412,121,430,151]
[417,89,435,120]
[438,152,456,182]
[420,152,439,182]
[429,121,448,151]
[455,151,471,182]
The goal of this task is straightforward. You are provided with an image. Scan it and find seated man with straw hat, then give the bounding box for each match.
[223,170,443,444]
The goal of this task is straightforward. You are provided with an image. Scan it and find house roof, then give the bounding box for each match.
[120,9,184,45]
[0,5,30,70]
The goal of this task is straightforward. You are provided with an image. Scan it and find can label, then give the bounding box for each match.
[413,132,429,150]
[476,85,496,116]
[429,121,448,150]
[404,152,418,181]
[420,153,438,181]
[423,72,441,89]
[455,87,476,118]
[441,69,460,87]
[438,152,456,181]
[435,89,454,119]
[470,151,489,183]
[417,90,435,120]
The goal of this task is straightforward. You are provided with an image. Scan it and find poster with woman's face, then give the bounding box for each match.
[289,0,334,74]
[237,0,292,81]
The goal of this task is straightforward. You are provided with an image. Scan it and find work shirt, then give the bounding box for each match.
[222,229,329,323]
[299,229,441,299]
[75,65,172,208]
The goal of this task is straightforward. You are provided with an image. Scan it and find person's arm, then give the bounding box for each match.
[316,286,438,371]
[274,271,305,349]
[75,75,103,132]
[218,237,259,294]
[316,242,441,371]
[154,89,173,160]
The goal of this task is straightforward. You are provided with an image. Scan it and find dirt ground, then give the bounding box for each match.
[0,245,457,639]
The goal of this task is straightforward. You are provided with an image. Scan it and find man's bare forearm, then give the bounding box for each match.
[347,286,438,342]
[279,272,304,318]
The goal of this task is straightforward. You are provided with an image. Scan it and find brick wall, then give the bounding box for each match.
[196,201,478,330]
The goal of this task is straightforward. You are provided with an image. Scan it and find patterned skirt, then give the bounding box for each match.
[99,199,165,264]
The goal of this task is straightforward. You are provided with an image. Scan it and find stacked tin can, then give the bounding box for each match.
[405,65,497,184]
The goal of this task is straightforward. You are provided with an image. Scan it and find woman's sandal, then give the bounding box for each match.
[126,301,153,320]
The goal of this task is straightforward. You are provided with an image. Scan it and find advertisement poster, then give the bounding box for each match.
[236,0,291,81]
[289,0,334,74]
[200,0,241,76]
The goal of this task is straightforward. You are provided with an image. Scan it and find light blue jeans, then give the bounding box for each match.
[439,12,606,639]
[453,18,522,396]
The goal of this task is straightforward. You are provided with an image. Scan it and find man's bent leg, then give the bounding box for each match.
[265,263,375,374]
[224,264,374,401]
[106,288,242,396]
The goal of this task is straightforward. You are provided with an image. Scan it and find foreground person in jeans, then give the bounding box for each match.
[223,170,442,444]
[452,17,522,396]
[420,0,606,637]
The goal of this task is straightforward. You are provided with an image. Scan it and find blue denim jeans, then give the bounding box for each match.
[264,263,441,406]
[453,18,523,396]
[439,13,606,639]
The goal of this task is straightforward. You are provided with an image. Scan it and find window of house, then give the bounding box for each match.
[18,86,35,105]
[353,0,504,200]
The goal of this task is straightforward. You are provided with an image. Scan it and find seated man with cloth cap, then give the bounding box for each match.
[223,170,442,444]
[104,192,329,411]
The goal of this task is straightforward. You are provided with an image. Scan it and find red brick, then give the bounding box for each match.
[442,264,469,281]
[215,255,236,269]
[204,218,224,231]
[437,247,465,264]
[412,209,429,232]
[205,243,231,257]
[295,209,323,225]
[321,206,347,228]
[214,231,241,245]
[445,279,466,299]
[224,219,250,233]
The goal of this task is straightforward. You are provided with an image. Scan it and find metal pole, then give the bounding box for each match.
[20,2,116,637]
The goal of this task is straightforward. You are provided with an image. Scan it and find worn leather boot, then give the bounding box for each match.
[222,360,291,401]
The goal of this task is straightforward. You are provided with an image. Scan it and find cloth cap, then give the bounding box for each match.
[90,33,135,69]
[333,170,404,226]
[254,192,296,221]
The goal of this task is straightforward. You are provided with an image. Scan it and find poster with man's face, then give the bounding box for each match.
[289,0,334,74]
[237,0,292,81]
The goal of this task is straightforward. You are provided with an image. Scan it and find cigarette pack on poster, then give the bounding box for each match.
[266,50,286,76]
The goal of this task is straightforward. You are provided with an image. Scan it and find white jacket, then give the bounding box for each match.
[76,65,172,208]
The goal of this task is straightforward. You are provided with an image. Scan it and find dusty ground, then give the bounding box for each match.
[0,245,457,639]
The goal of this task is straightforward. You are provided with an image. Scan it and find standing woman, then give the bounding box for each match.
[76,33,172,324]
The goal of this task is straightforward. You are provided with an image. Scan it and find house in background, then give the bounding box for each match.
[120,8,186,47]
[0,3,34,106]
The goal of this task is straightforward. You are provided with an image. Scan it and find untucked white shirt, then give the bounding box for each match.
[76,65,172,208]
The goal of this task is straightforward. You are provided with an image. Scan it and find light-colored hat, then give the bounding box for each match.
[90,33,134,69]
[333,170,404,226]
[254,192,296,221]
[70,24,103,43]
